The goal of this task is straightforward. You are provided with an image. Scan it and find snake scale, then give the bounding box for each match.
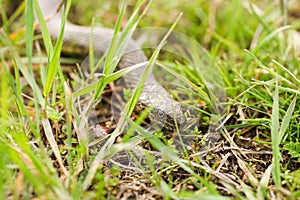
[38,0,185,132]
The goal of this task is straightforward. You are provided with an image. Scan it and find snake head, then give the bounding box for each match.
[148,100,185,133]
[136,83,185,133]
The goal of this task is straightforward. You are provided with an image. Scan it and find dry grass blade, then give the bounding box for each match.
[235,154,259,186]
[41,118,68,177]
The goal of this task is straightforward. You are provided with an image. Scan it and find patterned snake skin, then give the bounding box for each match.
[38,0,185,132]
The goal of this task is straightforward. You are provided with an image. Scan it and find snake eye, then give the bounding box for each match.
[157,110,165,118]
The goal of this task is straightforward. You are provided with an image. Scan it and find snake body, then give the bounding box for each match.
[38,0,185,131]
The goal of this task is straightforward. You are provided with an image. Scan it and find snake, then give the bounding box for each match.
[37,0,185,133]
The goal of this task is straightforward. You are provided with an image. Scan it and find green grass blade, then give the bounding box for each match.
[279,96,296,142]
[102,1,125,75]
[32,0,53,55]
[25,0,34,71]
[0,0,9,33]
[0,57,10,122]
[43,7,66,99]
[272,59,300,87]
[73,61,147,98]
[92,1,125,101]
[271,74,281,186]
[253,25,292,54]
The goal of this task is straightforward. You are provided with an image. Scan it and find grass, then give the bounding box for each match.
[1,0,300,199]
